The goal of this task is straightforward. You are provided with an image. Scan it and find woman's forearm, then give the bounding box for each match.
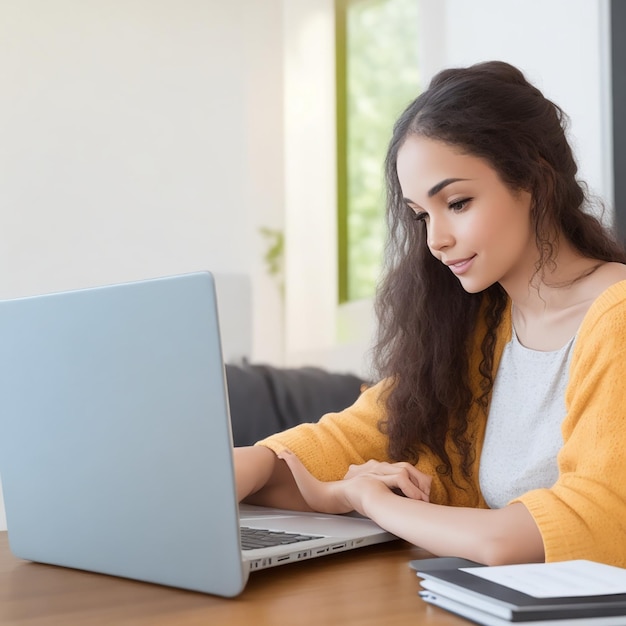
[360,488,544,565]
[234,446,276,501]
[234,445,313,511]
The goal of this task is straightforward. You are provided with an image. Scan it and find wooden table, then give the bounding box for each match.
[0,532,469,625]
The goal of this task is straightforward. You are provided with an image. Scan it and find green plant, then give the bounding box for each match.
[259,226,284,299]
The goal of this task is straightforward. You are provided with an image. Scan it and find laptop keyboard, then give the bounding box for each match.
[240,526,323,550]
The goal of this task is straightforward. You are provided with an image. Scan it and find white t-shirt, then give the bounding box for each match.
[478,329,576,509]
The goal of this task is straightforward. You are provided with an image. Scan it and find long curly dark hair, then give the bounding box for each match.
[373,61,626,481]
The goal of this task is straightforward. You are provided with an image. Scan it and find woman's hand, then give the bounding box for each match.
[276,450,431,516]
[343,459,431,501]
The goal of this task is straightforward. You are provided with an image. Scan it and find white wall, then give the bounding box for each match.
[441,0,613,213]
[0,0,286,364]
[283,1,340,364]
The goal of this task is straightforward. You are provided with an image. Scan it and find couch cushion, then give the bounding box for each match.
[225,363,364,447]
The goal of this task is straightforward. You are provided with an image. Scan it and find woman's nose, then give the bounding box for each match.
[427,216,455,252]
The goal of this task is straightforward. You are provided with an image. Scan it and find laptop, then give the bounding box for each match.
[0,271,395,597]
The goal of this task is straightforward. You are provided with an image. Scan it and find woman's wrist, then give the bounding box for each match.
[349,480,398,519]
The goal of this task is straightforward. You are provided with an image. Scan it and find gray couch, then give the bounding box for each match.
[225,363,365,447]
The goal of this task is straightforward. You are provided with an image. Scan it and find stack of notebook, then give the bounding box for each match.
[415,559,626,626]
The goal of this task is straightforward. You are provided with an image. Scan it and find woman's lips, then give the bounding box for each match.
[445,256,476,275]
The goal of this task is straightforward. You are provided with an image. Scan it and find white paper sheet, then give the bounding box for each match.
[462,560,626,598]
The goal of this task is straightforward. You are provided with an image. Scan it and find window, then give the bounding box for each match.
[336,0,421,302]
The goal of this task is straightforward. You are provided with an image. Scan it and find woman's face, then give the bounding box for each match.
[396,135,535,294]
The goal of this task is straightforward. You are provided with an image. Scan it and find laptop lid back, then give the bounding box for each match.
[0,272,248,596]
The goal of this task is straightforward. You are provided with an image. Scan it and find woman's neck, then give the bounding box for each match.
[510,251,601,311]
[501,239,608,350]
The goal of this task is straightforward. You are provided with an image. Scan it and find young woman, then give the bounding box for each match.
[235,61,626,566]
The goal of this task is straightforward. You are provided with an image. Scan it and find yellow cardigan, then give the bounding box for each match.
[258,281,626,566]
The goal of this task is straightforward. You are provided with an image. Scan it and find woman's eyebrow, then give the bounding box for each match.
[427,177,469,197]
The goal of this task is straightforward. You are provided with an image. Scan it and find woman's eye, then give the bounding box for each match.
[449,198,471,212]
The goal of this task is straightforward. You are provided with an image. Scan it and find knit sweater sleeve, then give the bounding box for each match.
[515,281,626,566]
[255,377,487,507]
[255,380,392,482]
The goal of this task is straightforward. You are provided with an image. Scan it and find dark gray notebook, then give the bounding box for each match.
[418,565,626,622]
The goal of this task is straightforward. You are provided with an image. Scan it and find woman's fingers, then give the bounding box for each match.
[344,459,379,479]
[393,463,432,501]
[344,460,431,502]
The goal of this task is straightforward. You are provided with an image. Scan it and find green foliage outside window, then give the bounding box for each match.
[336,0,420,302]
